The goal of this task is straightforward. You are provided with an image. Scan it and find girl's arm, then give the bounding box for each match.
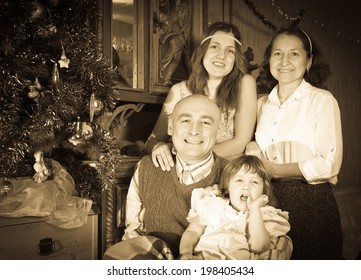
[247,195,271,252]
[179,216,206,259]
[213,74,257,159]
[144,82,184,170]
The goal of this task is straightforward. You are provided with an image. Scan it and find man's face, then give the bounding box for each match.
[168,96,220,164]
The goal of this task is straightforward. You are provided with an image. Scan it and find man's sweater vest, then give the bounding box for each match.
[137,154,226,257]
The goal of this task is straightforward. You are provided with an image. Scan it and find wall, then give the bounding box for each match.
[232,0,361,188]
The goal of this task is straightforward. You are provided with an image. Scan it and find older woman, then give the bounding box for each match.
[247,27,343,259]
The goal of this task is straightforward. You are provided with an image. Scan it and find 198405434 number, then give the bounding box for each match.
[200,266,254,276]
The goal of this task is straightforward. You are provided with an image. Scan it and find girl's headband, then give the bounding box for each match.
[200,34,242,49]
[300,29,313,55]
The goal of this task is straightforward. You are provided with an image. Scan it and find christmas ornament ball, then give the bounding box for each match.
[29,0,45,22]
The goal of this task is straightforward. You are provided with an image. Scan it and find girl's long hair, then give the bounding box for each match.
[186,22,250,111]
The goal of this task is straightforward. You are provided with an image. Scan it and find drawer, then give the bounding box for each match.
[0,214,98,260]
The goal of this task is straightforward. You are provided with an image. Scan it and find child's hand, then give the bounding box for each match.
[247,194,268,209]
[209,184,221,196]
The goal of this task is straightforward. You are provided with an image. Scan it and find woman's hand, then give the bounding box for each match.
[151,142,174,171]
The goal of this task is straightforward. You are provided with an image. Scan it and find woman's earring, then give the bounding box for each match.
[306,68,310,74]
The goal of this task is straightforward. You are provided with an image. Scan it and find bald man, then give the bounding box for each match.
[104,95,227,259]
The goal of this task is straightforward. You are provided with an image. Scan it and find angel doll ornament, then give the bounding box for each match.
[33,151,52,183]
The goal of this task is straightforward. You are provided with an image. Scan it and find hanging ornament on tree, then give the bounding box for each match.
[52,62,61,85]
[28,78,42,101]
[58,41,70,68]
[33,77,41,90]
[89,93,104,123]
[28,86,39,100]
[74,117,83,139]
[33,151,52,183]
[82,122,94,140]
[68,117,94,146]
[29,0,45,22]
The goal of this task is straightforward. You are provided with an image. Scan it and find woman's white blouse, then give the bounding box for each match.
[256,80,343,185]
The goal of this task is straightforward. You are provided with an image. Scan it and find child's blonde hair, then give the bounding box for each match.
[220,155,277,207]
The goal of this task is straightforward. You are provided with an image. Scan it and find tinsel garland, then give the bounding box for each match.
[243,0,304,31]
[50,126,124,206]
[0,0,119,204]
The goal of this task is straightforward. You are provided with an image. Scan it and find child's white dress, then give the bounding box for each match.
[187,187,291,259]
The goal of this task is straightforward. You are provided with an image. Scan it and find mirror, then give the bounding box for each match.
[111,0,144,90]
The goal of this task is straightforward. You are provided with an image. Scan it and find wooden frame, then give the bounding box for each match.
[101,0,165,104]
[100,0,204,102]
[149,0,193,95]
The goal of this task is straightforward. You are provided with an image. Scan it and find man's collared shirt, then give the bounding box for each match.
[176,153,214,185]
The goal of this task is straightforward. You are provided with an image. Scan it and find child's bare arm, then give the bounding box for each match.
[247,195,271,252]
[179,216,206,259]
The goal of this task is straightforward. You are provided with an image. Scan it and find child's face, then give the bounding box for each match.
[228,166,264,211]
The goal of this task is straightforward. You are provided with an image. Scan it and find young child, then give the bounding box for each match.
[179,155,291,260]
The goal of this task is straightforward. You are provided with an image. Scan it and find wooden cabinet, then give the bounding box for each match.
[149,0,193,95]
[0,210,98,260]
[95,0,232,133]
[99,0,228,104]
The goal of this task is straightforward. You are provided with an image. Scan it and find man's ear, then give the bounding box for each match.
[167,116,173,136]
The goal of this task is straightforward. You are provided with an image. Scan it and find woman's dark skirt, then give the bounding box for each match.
[271,179,343,260]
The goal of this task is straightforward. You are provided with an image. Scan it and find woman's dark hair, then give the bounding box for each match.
[186,22,250,111]
[257,27,331,92]
[220,155,277,207]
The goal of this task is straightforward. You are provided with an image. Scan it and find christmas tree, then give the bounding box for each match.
[0,0,121,205]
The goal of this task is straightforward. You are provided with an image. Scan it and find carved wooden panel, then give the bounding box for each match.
[149,0,193,95]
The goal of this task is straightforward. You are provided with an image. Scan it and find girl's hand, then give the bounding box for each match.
[209,184,221,196]
[248,194,268,209]
[151,142,174,171]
